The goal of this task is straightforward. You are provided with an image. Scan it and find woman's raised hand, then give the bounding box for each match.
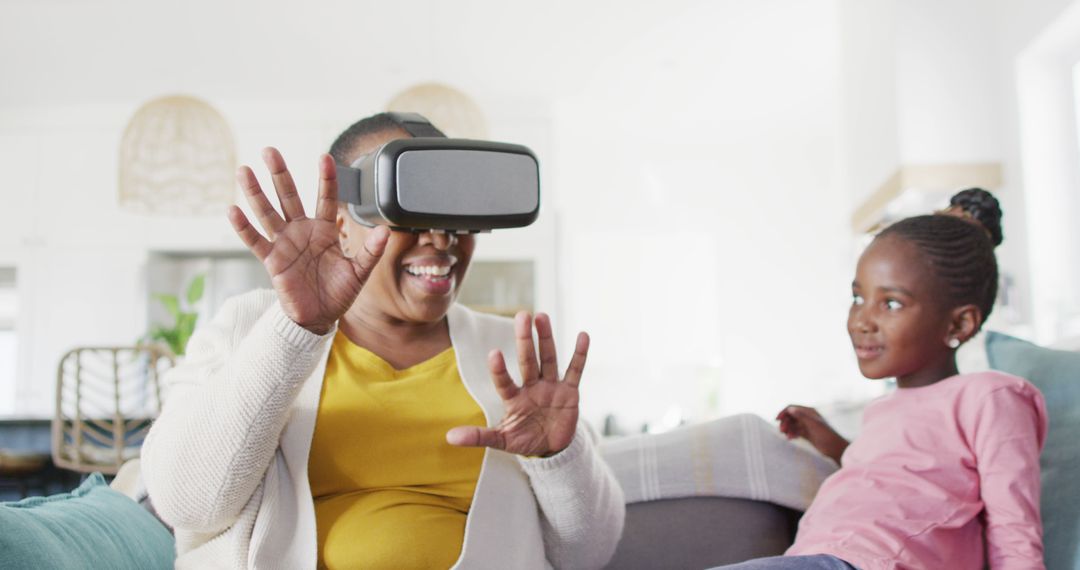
[227,148,390,335]
[776,405,850,464]
[446,312,588,457]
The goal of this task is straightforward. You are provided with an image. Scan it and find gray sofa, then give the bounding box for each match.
[114,414,828,569]
[598,414,837,569]
[606,496,800,569]
[118,461,803,570]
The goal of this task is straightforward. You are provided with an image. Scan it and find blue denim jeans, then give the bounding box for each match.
[710,554,857,569]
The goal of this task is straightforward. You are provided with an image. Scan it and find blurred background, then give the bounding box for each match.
[1,0,1079,437]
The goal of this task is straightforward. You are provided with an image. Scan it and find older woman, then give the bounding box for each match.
[141,113,625,569]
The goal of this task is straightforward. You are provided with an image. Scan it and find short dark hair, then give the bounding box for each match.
[877,214,999,325]
[328,113,414,165]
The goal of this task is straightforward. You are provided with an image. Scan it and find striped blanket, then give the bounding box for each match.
[599,413,838,511]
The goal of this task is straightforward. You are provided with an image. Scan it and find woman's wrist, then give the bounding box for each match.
[519,426,585,470]
[271,303,336,347]
[299,320,333,336]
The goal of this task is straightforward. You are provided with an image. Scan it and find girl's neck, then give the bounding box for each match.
[896,354,959,389]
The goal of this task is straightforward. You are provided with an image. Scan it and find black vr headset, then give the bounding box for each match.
[335,112,540,233]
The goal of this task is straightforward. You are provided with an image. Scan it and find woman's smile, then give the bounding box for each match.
[401,254,458,296]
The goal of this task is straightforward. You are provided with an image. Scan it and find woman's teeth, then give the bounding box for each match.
[405,265,452,279]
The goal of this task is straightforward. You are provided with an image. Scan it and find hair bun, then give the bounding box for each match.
[948,188,1003,246]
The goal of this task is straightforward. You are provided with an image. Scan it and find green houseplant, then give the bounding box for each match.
[147,274,205,356]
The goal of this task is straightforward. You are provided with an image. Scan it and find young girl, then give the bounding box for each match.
[719,190,1047,569]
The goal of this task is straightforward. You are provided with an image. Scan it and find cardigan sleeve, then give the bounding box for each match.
[518,422,626,569]
[141,290,334,533]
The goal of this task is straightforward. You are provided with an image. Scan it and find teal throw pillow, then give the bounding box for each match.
[986,331,1080,570]
[0,472,174,570]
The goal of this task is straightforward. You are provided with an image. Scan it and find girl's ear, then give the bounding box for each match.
[946,304,983,347]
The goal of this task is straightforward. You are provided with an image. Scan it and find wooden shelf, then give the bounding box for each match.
[851,162,1003,233]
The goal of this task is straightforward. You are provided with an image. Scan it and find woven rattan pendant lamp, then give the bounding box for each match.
[118,95,236,215]
[385,82,488,139]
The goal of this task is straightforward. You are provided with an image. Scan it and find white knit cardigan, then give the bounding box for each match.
[142,290,625,569]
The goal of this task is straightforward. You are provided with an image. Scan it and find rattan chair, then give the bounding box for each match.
[52,346,173,475]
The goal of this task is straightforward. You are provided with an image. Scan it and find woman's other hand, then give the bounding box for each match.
[227,148,389,335]
[446,312,587,457]
[776,405,850,464]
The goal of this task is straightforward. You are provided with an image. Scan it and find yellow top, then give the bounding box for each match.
[308,332,487,570]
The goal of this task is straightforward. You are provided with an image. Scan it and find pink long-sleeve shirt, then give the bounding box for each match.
[787,371,1047,570]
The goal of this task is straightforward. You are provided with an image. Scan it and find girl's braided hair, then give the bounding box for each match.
[876,188,1002,325]
[948,187,1003,246]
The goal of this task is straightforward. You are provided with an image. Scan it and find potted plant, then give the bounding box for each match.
[146,274,205,356]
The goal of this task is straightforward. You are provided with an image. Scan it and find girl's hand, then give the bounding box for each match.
[446,312,587,457]
[776,405,850,464]
[228,148,390,335]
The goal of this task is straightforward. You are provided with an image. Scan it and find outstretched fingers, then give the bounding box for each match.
[514,312,541,386]
[237,166,286,238]
[314,153,339,222]
[227,205,273,261]
[262,147,306,222]
[534,313,559,382]
[563,331,590,388]
[487,349,520,401]
[349,225,390,284]
[446,426,506,450]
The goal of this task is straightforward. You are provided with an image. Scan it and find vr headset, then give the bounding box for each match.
[336,112,540,233]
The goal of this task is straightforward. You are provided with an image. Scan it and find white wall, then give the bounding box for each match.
[837,0,900,206]
[0,0,584,416]
[896,0,1005,164]
[890,0,1034,331]
[0,97,561,417]
[551,0,875,429]
[9,0,1071,430]
[1012,1,1080,342]
[0,0,874,426]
